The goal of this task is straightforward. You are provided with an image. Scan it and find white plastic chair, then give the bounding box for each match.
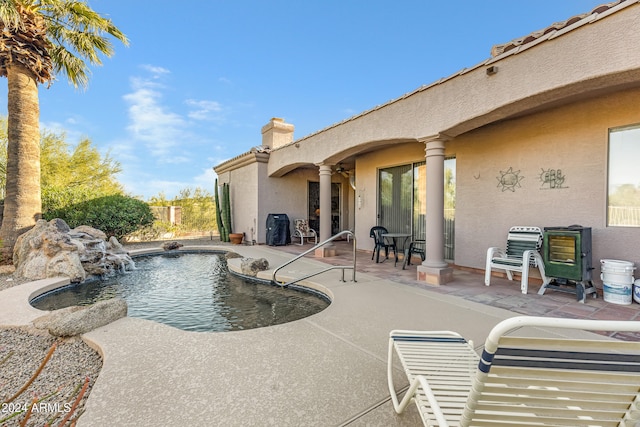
[485,226,550,294]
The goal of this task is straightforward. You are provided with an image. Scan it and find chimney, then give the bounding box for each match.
[261,118,294,149]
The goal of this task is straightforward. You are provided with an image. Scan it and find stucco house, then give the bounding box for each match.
[214,0,640,288]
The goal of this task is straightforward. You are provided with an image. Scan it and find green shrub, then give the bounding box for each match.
[44,195,154,239]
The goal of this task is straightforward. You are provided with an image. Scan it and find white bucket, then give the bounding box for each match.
[600,259,636,285]
[634,279,640,304]
[603,282,633,305]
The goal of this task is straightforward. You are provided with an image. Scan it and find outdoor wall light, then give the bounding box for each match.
[486,65,498,76]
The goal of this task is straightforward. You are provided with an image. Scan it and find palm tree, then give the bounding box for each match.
[0,0,127,259]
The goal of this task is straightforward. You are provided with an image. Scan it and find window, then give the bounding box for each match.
[608,124,640,227]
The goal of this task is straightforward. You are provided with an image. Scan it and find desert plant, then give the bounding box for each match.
[214,180,232,242]
[214,179,225,241]
[221,183,232,240]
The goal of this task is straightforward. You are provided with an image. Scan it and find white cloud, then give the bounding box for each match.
[123,67,228,165]
[123,73,189,163]
[140,64,170,76]
[185,99,223,121]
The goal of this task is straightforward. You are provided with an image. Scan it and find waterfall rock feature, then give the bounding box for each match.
[13,219,135,283]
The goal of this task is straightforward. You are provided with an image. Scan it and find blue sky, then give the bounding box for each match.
[0,0,608,200]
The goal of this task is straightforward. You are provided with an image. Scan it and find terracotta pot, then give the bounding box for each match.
[229,233,244,245]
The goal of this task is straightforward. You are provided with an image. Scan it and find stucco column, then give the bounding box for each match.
[316,163,336,257]
[417,137,453,285]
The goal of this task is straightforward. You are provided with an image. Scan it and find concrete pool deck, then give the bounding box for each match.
[0,243,637,426]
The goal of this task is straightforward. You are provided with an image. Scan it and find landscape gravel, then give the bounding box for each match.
[0,328,101,427]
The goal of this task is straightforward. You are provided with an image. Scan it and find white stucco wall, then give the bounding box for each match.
[453,86,640,278]
[349,86,640,280]
[217,164,258,243]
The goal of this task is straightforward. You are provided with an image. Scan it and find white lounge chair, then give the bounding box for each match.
[388,316,640,427]
[485,226,550,294]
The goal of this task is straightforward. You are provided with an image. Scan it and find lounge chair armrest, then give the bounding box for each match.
[486,246,505,259]
[522,249,544,267]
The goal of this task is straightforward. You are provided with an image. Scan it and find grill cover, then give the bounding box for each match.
[266,214,291,246]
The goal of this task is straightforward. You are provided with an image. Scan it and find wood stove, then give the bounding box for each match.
[539,225,598,303]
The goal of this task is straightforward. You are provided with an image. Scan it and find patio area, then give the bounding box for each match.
[275,239,640,341]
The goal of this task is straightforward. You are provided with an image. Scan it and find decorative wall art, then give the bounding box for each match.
[539,168,567,189]
[497,167,524,192]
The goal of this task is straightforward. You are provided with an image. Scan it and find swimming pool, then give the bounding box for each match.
[30,252,330,332]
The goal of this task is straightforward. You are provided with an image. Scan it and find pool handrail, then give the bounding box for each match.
[271,230,356,287]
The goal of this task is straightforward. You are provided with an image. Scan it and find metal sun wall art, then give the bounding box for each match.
[497,167,524,192]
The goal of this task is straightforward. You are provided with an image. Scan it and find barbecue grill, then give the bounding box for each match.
[539,225,598,303]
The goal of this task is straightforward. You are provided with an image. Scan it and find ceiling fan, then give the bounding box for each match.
[335,164,356,190]
[335,164,349,178]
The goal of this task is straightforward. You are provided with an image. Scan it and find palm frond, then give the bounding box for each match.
[1,0,127,87]
[48,43,88,88]
[0,0,28,30]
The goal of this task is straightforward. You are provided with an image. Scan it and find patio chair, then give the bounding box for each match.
[485,225,550,294]
[388,315,640,427]
[402,239,425,270]
[292,219,317,245]
[370,226,396,263]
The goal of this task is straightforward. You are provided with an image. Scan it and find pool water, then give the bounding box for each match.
[30,253,330,332]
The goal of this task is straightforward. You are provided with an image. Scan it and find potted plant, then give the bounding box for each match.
[229,232,244,244]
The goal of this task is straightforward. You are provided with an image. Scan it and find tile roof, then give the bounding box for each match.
[490,0,628,57]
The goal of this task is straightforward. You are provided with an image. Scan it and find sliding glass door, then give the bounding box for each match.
[378,162,425,252]
[378,159,455,261]
[379,164,413,236]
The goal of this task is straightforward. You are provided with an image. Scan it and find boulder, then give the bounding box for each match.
[70,225,107,241]
[32,305,84,330]
[34,298,128,337]
[108,236,128,254]
[0,265,15,275]
[225,251,243,259]
[13,218,135,283]
[240,257,270,276]
[14,219,86,282]
[162,241,184,251]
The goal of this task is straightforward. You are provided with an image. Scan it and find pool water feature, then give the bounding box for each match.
[30,252,330,332]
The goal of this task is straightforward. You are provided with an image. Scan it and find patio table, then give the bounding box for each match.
[381,233,411,266]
